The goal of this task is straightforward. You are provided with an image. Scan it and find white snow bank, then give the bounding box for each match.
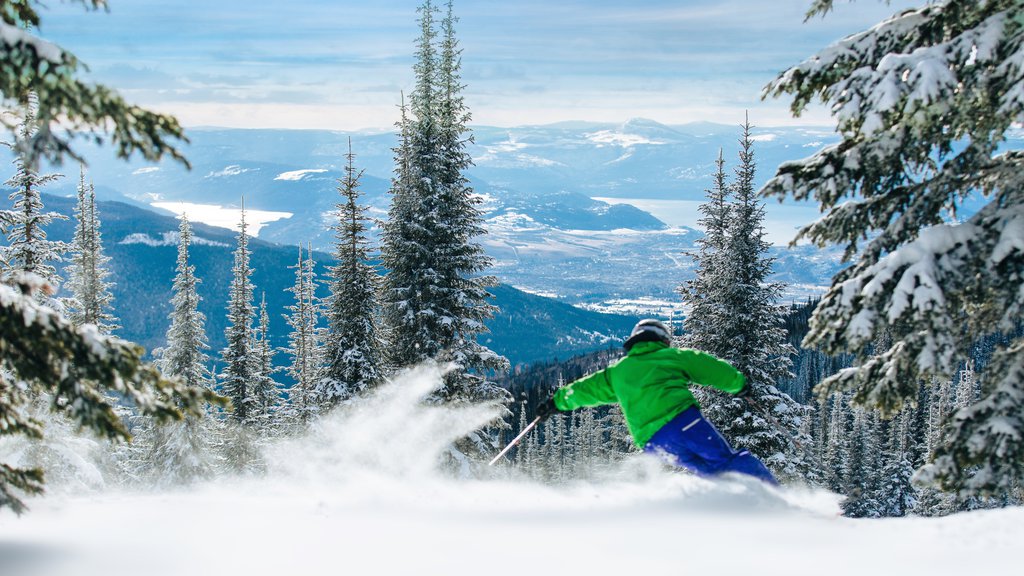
[586,130,665,147]
[1,365,1021,576]
[274,168,328,181]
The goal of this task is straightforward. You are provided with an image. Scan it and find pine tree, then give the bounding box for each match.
[765,0,1024,496]
[249,293,281,431]
[321,139,384,405]
[63,166,118,332]
[433,0,510,400]
[382,0,509,397]
[842,409,884,517]
[0,272,222,513]
[0,3,187,167]
[0,105,67,295]
[219,203,257,425]
[147,214,216,485]
[158,215,212,390]
[283,245,323,425]
[877,408,918,517]
[680,148,731,354]
[822,393,848,492]
[683,116,804,480]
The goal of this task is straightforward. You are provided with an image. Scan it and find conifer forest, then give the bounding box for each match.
[1,1,1023,575]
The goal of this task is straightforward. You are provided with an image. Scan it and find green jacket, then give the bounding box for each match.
[552,341,746,448]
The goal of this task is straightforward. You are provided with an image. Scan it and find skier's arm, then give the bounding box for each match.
[553,369,617,410]
[677,349,746,394]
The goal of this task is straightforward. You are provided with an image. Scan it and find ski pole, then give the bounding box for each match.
[488,416,541,466]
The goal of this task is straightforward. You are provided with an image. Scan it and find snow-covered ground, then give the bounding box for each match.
[1,366,1020,576]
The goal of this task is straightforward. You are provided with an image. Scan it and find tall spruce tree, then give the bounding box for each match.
[63,166,118,332]
[680,148,731,354]
[0,105,67,294]
[764,0,1024,497]
[219,203,257,425]
[682,116,805,479]
[381,0,509,405]
[144,214,216,485]
[250,292,281,431]
[158,215,213,390]
[434,0,510,401]
[321,139,383,405]
[284,245,322,424]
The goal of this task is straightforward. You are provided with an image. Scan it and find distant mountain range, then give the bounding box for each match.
[12,118,867,313]
[19,194,636,368]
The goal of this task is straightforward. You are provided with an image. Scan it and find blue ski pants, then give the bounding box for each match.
[643,406,779,485]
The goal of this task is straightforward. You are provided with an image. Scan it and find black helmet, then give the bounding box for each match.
[623,319,672,351]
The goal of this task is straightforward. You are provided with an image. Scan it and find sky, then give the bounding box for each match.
[40,0,921,130]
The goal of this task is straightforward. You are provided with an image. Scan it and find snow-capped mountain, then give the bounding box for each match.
[18,119,870,312]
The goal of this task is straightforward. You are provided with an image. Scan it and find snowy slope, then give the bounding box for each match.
[1,365,1019,576]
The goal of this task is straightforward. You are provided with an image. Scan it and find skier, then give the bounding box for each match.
[535,319,778,485]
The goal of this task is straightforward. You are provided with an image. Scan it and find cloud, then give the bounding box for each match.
[42,0,920,129]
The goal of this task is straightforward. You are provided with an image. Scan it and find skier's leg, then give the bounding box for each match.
[643,409,712,475]
[647,407,778,485]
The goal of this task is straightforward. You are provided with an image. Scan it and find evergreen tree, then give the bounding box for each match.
[0,272,222,513]
[63,165,118,332]
[0,2,187,167]
[381,0,509,398]
[0,105,67,295]
[157,215,212,390]
[680,148,731,354]
[433,0,510,400]
[219,203,257,425]
[842,409,884,517]
[765,0,1024,496]
[683,116,804,479]
[147,214,216,485]
[249,293,281,431]
[822,393,848,492]
[321,139,383,405]
[284,245,322,424]
[877,408,918,517]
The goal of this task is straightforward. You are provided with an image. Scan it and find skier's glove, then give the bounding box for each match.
[535,397,559,421]
[735,383,752,398]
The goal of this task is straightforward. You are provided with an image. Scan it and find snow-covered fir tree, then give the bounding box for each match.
[381,0,509,400]
[842,409,885,517]
[876,408,918,517]
[380,0,510,469]
[433,0,510,401]
[284,245,322,425]
[764,0,1024,497]
[321,139,384,405]
[681,116,805,480]
[821,393,848,492]
[0,105,67,297]
[249,293,281,432]
[143,214,217,485]
[62,166,118,332]
[680,148,731,354]
[219,203,257,425]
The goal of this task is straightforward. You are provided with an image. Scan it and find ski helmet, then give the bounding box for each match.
[623,318,672,351]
